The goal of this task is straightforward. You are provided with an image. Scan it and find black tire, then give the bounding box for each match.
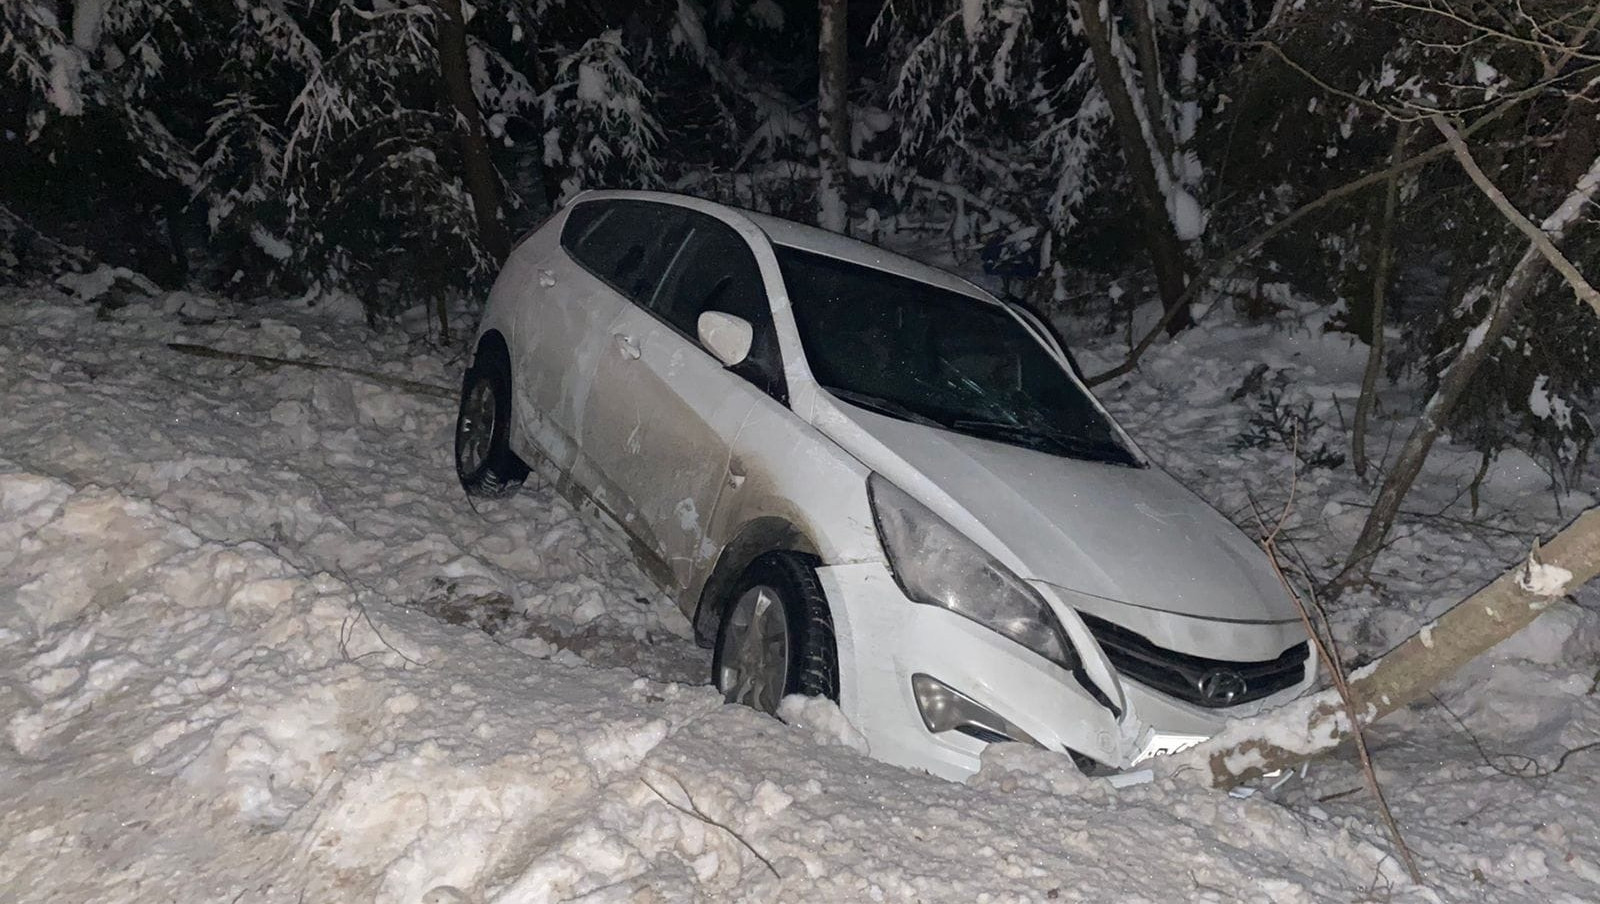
[454,349,528,498]
[711,552,839,713]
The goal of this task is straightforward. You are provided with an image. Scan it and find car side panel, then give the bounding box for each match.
[689,401,881,610]
[576,304,762,591]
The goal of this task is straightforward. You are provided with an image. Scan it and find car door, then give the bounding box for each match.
[512,199,683,471]
[577,207,787,591]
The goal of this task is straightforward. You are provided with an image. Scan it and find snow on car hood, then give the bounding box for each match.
[814,399,1298,623]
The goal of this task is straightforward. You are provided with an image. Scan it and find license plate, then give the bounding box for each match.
[1133,732,1208,764]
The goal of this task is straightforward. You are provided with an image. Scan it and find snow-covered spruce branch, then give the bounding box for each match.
[850,158,1024,228]
[1186,507,1598,788]
[0,1,72,107]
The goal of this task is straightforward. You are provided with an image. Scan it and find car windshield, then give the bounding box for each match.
[777,246,1138,466]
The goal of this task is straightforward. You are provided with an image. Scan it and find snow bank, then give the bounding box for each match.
[2,465,1417,903]
[3,283,1598,903]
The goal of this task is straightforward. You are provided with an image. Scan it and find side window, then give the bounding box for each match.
[649,213,788,404]
[559,201,688,302]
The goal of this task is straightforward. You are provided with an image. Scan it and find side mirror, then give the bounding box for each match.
[697,311,753,367]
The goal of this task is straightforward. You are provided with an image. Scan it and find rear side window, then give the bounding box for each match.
[648,212,788,404]
[560,201,688,302]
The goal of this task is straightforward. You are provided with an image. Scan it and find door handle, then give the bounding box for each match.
[537,269,557,288]
[614,333,641,359]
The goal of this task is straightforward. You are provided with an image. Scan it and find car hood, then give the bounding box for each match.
[814,400,1297,623]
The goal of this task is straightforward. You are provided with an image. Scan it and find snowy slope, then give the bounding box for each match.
[2,279,1597,903]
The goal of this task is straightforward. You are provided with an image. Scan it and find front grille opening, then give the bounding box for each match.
[1079,612,1308,709]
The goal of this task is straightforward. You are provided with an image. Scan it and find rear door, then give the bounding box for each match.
[515,200,684,471]
[577,206,788,591]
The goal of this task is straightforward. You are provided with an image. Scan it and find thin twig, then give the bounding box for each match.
[1353,122,1411,479]
[1430,692,1600,779]
[333,564,427,668]
[1252,442,1425,886]
[1330,500,1531,539]
[166,342,456,399]
[641,774,780,879]
[1264,542,1424,884]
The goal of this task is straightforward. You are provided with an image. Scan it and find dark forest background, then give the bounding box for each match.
[4,0,1599,546]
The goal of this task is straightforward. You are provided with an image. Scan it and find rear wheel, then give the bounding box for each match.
[712,553,838,713]
[455,350,528,498]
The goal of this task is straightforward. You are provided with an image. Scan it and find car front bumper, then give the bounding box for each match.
[816,561,1315,781]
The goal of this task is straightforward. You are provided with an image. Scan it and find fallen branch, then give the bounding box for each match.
[166,342,455,400]
[1194,506,1599,788]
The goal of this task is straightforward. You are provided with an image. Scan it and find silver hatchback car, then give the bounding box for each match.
[455,190,1313,780]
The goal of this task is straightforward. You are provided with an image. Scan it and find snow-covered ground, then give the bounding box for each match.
[2,276,1597,903]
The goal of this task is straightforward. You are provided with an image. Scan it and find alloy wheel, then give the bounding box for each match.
[457,376,497,476]
[716,584,791,714]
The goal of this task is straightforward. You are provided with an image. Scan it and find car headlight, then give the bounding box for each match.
[867,473,1078,670]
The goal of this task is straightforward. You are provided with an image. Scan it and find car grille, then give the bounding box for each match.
[1078,613,1309,709]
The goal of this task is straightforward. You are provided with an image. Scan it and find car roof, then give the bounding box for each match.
[569,189,997,304]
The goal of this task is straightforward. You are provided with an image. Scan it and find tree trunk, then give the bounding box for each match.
[1127,0,1176,167]
[1079,0,1193,333]
[1337,141,1600,586]
[817,0,850,234]
[436,0,510,264]
[1198,507,1599,788]
[1351,123,1409,479]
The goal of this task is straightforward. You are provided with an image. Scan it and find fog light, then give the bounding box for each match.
[911,674,1039,746]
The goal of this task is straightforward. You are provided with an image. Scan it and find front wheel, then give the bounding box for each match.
[712,553,839,714]
[454,352,528,498]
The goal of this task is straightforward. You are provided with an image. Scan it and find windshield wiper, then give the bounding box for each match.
[825,387,947,429]
[950,418,1133,465]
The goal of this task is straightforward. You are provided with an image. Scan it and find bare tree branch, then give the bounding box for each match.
[1432,113,1600,317]
[1085,64,1600,387]
[1353,123,1412,478]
